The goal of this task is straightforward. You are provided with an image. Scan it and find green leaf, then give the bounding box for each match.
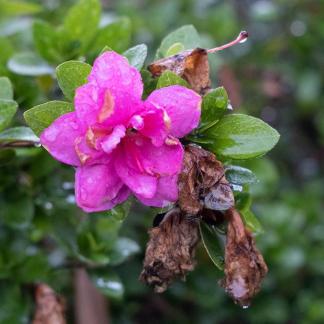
[166,42,185,57]
[7,52,54,76]
[156,25,200,59]
[63,0,101,52]
[24,101,73,136]
[225,165,257,185]
[240,209,264,235]
[0,149,15,166]
[203,114,280,159]
[199,87,229,131]
[199,221,224,270]
[0,0,41,16]
[0,126,39,143]
[56,61,92,101]
[156,70,189,89]
[0,77,13,100]
[109,237,140,266]
[106,199,132,221]
[92,17,131,54]
[0,37,14,64]
[123,44,147,70]
[89,269,124,299]
[0,99,18,131]
[33,20,61,63]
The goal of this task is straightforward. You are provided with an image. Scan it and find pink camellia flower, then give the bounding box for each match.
[41,51,201,212]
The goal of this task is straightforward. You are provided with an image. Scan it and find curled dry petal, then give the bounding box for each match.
[32,284,66,324]
[220,208,268,307]
[140,208,200,292]
[178,144,234,215]
[148,48,211,94]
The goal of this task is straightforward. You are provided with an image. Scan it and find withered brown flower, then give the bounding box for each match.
[140,208,200,293]
[220,208,268,307]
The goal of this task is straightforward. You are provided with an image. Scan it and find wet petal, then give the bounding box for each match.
[136,174,179,207]
[133,136,184,176]
[75,163,128,212]
[139,106,170,146]
[114,145,157,199]
[100,125,126,154]
[146,85,201,138]
[40,112,83,166]
[88,51,143,99]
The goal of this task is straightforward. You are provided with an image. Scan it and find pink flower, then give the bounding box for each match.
[41,51,201,212]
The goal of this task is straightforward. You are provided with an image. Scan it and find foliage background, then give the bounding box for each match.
[0,0,323,323]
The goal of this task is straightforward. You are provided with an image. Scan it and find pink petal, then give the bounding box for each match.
[74,135,109,165]
[135,174,179,207]
[122,134,184,177]
[139,105,170,146]
[88,51,143,100]
[75,82,143,128]
[40,112,83,166]
[100,125,126,154]
[75,163,129,212]
[146,85,201,138]
[114,145,157,199]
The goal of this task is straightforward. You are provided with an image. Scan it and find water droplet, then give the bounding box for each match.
[242,305,249,309]
[34,142,41,148]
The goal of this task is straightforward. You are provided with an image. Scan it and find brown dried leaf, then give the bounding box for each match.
[178,145,234,215]
[220,208,268,307]
[148,48,211,94]
[140,208,200,293]
[32,284,66,324]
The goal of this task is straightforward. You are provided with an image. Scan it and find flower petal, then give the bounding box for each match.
[88,51,143,100]
[138,106,170,146]
[40,112,83,166]
[146,85,201,138]
[100,125,126,154]
[138,137,184,176]
[75,82,143,128]
[75,163,128,212]
[135,174,179,207]
[114,145,157,199]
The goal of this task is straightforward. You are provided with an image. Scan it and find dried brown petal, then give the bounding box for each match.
[220,208,268,307]
[140,208,200,293]
[33,284,66,324]
[148,48,211,94]
[178,145,234,215]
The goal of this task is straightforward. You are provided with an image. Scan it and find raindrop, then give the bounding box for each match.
[34,142,42,148]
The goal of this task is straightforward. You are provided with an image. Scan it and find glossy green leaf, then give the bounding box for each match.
[63,0,101,52]
[56,61,92,101]
[156,70,189,89]
[92,17,131,54]
[199,87,229,131]
[166,42,185,56]
[0,149,15,166]
[156,25,200,59]
[109,237,140,265]
[123,44,147,70]
[24,101,73,135]
[0,77,13,100]
[199,221,224,270]
[0,0,41,16]
[225,165,257,185]
[0,126,39,143]
[7,52,54,76]
[89,269,124,299]
[203,114,280,159]
[33,20,61,63]
[0,99,18,131]
[240,209,264,235]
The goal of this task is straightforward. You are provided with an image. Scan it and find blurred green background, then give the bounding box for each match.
[0,0,323,323]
